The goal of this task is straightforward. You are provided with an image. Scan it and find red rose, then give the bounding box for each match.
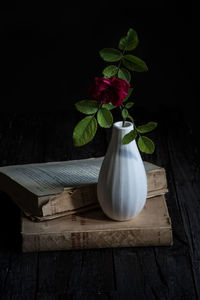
[88,77,130,106]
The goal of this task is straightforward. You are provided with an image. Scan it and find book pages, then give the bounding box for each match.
[0,157,104,196]
[0,157,163,198]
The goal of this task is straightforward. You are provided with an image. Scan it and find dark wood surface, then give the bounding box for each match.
[0,109,199,300]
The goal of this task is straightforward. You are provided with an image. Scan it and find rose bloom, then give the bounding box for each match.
[88,77,130,106]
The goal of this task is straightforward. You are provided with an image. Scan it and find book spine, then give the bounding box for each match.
[147,168,167,192]
[41,184,98,216]
[22,227,173,252]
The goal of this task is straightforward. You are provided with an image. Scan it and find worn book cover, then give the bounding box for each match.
[21,194,173,252]
[0,157,168,220]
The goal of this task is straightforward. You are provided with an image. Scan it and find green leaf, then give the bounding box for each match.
[119,28,139,51]
[99,48,123,62]
[122,108,128,119]
[102,103,116,110]
[125,102,134,109]
[122,129,137,145]
[123,87,133,102]
[122,55,148,72]
[137,122,158,133]
[73,116,97,147]
[127,114,134,123]
[118,68,131,83]
[102,65,118,77]
[97,108,113,128]
[138,136,155,154]
[75,100,99,114]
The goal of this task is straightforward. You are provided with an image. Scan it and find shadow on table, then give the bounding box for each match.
[0,191,22,251]
[75,206,119,222]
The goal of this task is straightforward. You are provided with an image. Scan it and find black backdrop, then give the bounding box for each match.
[0,4,195,117]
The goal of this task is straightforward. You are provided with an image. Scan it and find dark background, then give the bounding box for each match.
[1,6,200,299]
[0,3,195,115]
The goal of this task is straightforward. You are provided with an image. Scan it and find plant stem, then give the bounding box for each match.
[117,48,128,127]
[120,106,126,127]
[116,48,126,76]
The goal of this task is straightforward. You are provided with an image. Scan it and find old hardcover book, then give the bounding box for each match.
[0,157,168,220]
[21,194,173,252]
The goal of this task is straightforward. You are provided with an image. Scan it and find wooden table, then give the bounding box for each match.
[0,109,199,299]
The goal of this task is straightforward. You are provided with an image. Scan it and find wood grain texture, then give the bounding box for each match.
[113,247,196,300]
[2,253,38,295]
[165,112,200,299]
[0,110,199,299]
[0,251,10,294]
[36,245,115,295]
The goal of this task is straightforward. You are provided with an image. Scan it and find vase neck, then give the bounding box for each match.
[113,121,133,134]
[110,121,133,145]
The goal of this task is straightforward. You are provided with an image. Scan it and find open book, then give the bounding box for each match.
[0,157,168,221]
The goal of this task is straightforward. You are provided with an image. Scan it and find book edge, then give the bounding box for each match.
[22,227,173,252]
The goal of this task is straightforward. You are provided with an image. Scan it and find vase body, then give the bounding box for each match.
[97,121,147,221]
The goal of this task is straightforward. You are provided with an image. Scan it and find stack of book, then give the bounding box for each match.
[0,157,173,252]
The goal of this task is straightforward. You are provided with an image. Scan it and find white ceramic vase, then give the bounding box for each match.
[97,121,147,221]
